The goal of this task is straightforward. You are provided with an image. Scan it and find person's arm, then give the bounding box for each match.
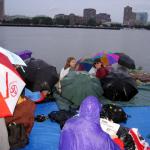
[60,68,70,80]
[59,68,65,80]
[89,67,96,76]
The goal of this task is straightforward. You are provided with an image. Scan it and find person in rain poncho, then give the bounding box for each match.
[59,96,120,150]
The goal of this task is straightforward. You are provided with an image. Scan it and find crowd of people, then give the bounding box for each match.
[1,54,149,150]
[57,56,111,92]
[57,57,125,150]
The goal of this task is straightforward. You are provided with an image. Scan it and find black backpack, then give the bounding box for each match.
[7,123,29,150]
[100,104,128,123]
[48,110,76,129]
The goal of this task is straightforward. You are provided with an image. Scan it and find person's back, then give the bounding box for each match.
[59,96,120,150]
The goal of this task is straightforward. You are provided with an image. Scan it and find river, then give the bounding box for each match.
[0,26,149,72]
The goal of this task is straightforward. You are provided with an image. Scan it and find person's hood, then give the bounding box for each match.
[79,96,101,124]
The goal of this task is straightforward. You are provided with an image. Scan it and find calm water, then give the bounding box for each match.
[0,26,150,72]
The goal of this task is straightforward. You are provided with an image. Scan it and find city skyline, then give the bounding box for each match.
[5,0,150,22]
[0,0,4,20]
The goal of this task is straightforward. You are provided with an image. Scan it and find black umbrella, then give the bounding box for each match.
[24,58,59,92]
[115,53,136,69]
[101,72,138,101]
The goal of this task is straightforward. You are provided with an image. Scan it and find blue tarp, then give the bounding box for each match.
[123,106,150,144]
[20,102,150,150]
[19,102,60,150]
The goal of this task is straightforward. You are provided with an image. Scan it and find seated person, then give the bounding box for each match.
[89,58,102,76]
[59,96,120,150]
[57,57,76,93]
[96,63,109,79]
[60,57,76,80]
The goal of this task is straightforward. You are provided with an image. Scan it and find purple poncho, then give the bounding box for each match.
[59,96,120,150]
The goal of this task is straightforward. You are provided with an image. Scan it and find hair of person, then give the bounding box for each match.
[64,57,76,69]
[93,58,101,67]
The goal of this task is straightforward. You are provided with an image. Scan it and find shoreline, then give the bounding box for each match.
[0,24,123,30]
[1,24,150,30]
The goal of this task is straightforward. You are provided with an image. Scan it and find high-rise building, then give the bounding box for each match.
[0,0,4,21]
[123,6,135,26]
[96,13,111,24]
[69,14,83,25]
[136,12,148,25]
[83,8,96,24]
[123,6,148,26]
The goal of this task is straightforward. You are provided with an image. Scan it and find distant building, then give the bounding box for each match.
[0,0,4,21]
[96,13,111,24]
[83,8,96,24]
[69,14,83,25]
[54,14,65,19]
[123,6,148,26]
[129,12,136,26]
[135,12,148,25]
[123,6,136,26]
[54,14,69,25]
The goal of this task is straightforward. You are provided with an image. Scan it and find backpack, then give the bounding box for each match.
[48,110,76,129]
[100,104,128,123]
[7,122,29,149]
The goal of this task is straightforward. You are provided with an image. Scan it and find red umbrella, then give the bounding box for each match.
[0,53,25,117]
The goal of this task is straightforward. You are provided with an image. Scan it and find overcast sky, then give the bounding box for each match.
[5,0,150,22]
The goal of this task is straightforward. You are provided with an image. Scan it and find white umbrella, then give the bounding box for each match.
[0,53,25,117]
[0,46,26,66]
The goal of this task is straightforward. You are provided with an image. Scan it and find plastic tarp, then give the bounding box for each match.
[122,106,150,144]
[54,71,103,110]
[19,102,60,150]
[19,102,150,150]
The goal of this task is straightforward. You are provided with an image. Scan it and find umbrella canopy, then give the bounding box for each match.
[15,50,32,60]
[24,58,59,92]
[59,96,120,150]
[60,71,103,107]
[93,51,119,65]
[0,53,25,117]
[101,72,138,101]
[0,47,27,66]
[77,58,93,71]
[115,53,135,69]
[77,51,119,71]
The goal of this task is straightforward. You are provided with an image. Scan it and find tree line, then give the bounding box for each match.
[2,16,150,29]
[2,16,117,26]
